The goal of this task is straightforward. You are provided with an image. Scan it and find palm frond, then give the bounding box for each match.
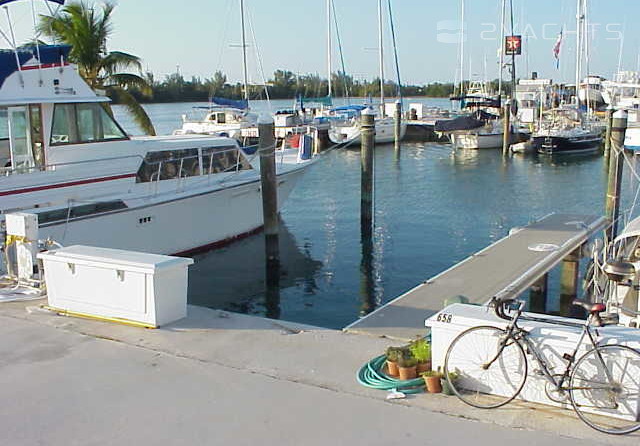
[108,87,156,136]
[102,51,142,76]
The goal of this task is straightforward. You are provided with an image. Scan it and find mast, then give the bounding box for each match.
[327,0,332,97]
[378,0,385,114]
[575,0,582,106]
[509,0,516,105]
[240,0,249,101]
[459,0,465,98]
[498,0,506,99]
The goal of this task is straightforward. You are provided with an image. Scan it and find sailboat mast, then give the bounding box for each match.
[575,0,582,105]
[240,0,249,101]
[498,0,506,99]
[459,0,465,98]
[327,0,332,97]
[378,0,385,114]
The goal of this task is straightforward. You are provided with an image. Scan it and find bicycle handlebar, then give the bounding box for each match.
[490,297,524,321]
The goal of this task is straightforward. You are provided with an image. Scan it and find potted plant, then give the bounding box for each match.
[385,346,401,377]
[441,371,459,396]
[397,351,418,380]
[422,370,443,393]
[409,337,432,374]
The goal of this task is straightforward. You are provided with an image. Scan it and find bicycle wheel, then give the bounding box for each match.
[570,345,640,435]
[444,326,528,409]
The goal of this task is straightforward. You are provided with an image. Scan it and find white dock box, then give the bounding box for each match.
[38,245,194,327]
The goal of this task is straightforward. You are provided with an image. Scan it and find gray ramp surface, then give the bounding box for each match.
[346,213,607,341]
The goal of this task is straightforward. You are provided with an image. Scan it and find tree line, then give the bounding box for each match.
[129,69,474,103]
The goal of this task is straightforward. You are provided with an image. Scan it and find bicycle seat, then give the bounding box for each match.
[572,299,606,315]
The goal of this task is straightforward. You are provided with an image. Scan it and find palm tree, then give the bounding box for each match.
[38,1,156,135]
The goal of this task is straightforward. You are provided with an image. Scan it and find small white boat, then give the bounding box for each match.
[328,105,406,145]
[510,141,534,154]
[174,103,257,139]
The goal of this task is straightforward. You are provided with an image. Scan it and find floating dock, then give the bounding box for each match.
[345,213,607,341]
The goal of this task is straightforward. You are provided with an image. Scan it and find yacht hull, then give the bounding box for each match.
[533,134,602,155]
[450,132,505,149]
[329,121,407,145]
[37,168,305,255]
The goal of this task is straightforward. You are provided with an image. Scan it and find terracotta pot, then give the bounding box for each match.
[398,365,417,381]
[423,375,442,393]
[386,360,399,377]
[416,361,431,374]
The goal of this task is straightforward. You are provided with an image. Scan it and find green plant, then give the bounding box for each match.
[421,370,443,378]
[409,338,431,363]
[397,356,417,368]
[385,346,401,362]
[446,371,459,382]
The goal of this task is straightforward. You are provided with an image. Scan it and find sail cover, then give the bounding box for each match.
[434,115,484,132]
[211,97,248,110]
[0,0,64,4]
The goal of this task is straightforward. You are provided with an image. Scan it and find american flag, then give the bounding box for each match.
[553,29,563,69]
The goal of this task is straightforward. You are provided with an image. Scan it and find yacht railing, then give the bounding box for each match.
[0,154,145,177]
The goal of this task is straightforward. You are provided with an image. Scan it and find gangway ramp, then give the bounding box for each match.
[345,213,607,341]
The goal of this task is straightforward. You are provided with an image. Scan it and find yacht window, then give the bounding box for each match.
[201,146,252,174]
[136,148,200,183]
[0,109,8,167]
[37,200,128,224]
[217,113,226,124]
[50,103,127,145]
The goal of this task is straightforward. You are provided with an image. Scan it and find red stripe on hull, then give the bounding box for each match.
[172,226,264,257]
[0,173,136,197]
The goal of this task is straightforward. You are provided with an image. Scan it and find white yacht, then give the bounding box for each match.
[328,105,406,145]
[0,45,313,255]
[174,101,257,140]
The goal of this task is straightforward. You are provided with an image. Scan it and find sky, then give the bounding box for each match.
[3,0,640,86]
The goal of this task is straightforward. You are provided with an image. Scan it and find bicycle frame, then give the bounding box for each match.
[491,300,617,399]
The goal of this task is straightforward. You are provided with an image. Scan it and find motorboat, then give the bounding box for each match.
[0,45,314,256]
[327,105,406,145]
[174,100,257,139]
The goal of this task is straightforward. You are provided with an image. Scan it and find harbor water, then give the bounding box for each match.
[113,98,635,329]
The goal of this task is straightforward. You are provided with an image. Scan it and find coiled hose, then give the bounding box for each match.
[357,355,425,394]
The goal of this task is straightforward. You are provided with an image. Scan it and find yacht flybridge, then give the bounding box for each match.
[0,45,314,255]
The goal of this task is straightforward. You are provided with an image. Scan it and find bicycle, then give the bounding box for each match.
[443,297,640,435]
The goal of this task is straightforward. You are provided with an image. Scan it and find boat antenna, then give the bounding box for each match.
[326,0,332,98]
[331,0,350,99]
[29,0,44,85]
[239,0,249,102]
[387,0,402,101]
[377,0,385,115]
[3,5,24,87]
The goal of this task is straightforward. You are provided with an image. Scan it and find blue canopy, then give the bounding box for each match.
[330,104,367,112]
[0,0,64,4]
[0,45,71,88]
[210,97,248,110]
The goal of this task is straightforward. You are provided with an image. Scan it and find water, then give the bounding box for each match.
[112,98,634,330]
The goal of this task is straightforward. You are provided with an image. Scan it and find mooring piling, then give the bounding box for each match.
[604,107,614,158]
[605,109,628,241]
[560,248,581,312]
[360,108,375,240]
[502,98,511,157]
[394,100,402,152]
[529,274,548,314]
[259,115,279,263]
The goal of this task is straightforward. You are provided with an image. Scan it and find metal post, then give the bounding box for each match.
[529,274,548,314]
[361,110,375,239]
[259,115,279,263]
[394,100,402,152]
[605,109,628,241]
[502,99,511,156]
[604,107,614,158]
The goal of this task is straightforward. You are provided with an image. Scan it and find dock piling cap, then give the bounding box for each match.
[257,113,274,125]
[613,109,628,120]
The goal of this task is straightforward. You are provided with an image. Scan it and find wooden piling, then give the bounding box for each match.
[529,273,548,314]
[258,115,279,263]
[605,109,628,241]
[394,100,402,152]
[560,248,581,314]
[502,99,511,157]
[604,107,614,158]
[361,109,375,239]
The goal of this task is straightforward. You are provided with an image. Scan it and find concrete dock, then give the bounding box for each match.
[0,300,636,445]
[346,214,607,341]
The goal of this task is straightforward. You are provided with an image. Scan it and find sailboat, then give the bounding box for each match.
[327,0,406,145]
[174,0,257,139]
[531,0,602,155]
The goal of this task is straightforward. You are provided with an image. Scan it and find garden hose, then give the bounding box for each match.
[357,355,425,394]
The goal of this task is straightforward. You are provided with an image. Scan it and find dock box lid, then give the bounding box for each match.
[37,245,194,272]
